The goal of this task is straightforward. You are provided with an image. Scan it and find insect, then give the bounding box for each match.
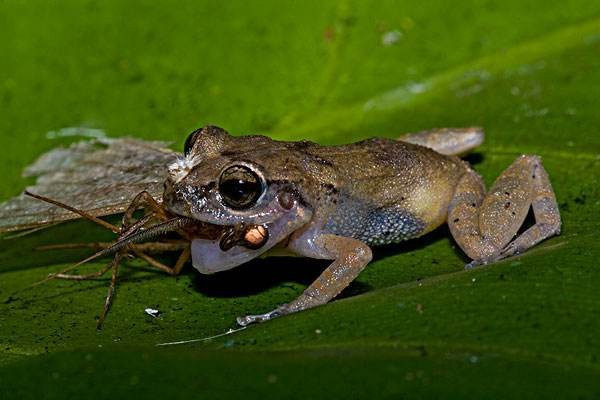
[0,126,561,328]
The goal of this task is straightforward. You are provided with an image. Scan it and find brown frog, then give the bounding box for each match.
[0,125,561,327]
[163,126,561,325]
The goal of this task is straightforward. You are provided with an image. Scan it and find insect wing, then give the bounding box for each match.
[0,138,179,232]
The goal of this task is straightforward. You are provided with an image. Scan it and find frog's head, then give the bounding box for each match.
[163,126,313,273]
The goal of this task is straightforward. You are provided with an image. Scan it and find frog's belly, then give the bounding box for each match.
[323,206,426,246]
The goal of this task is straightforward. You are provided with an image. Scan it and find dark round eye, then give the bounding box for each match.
[218,165,264,209]
[183,128,202,156]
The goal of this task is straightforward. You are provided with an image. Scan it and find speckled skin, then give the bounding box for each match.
[163,126,561,325]
[165,127,468,246]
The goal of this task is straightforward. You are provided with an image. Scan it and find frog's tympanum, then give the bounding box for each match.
[164,126,561,325]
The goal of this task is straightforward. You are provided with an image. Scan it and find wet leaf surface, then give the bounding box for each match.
[1,1,599,398]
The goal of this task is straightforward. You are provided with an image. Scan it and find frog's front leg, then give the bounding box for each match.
[448,155,561,267]
[236,234,372,326]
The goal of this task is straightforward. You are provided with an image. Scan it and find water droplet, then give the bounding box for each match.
[381,30,402,46]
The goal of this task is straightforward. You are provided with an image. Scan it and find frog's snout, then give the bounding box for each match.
[162,177,190,217]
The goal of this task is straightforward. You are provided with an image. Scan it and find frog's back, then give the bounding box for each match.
[220,134,469,246]
[307,138,469,245]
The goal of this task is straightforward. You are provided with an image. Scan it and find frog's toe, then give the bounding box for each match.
[236,315,258,326]
[465,260,481,270]
[236,306,286,326]
[464,258,492,270]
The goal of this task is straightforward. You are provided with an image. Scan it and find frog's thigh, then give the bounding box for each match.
[489,155,561,262]
[236,235,372,326]
[448,155,560,266]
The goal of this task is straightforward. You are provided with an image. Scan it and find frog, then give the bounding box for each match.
[162,125,561,326]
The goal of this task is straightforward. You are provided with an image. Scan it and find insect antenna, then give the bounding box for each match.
[24,191,120,233]
[74,216,194,266]
[25,256,112,289]
[3,223,61,239]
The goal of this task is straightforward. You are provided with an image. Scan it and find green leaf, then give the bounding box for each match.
[1,1,599,398]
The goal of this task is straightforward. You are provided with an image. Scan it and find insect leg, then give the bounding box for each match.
[25,191,120,233]
[52,260,114,280]
[130,245,191,276]
[37,241,188,253]
[40,242,188,284]
[37,242,114,251]
[122,191,169,228]
[97,252,123,329]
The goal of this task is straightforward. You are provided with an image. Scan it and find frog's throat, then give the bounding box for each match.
[189,206,312,274]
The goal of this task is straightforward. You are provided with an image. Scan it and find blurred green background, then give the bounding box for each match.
[1,1,599,398]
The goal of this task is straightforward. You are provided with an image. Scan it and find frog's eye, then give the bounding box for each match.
[183,128,202,156]
[218,165,264,209]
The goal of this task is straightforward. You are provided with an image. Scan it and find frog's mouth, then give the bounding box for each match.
[186,215,300,274]
[74,195,311,274]
[181,219,270,251]
[75,215,272,267]
[90,214,286,275]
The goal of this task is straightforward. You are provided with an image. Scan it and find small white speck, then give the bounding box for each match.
[469,355,479,363]
[145,308,160,318]
[472,278,476,282]
[381,30,402,46]
[315,329,322,334]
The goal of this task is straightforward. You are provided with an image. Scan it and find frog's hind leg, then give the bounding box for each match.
[448,155,561,267]
[399,127,484,156]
